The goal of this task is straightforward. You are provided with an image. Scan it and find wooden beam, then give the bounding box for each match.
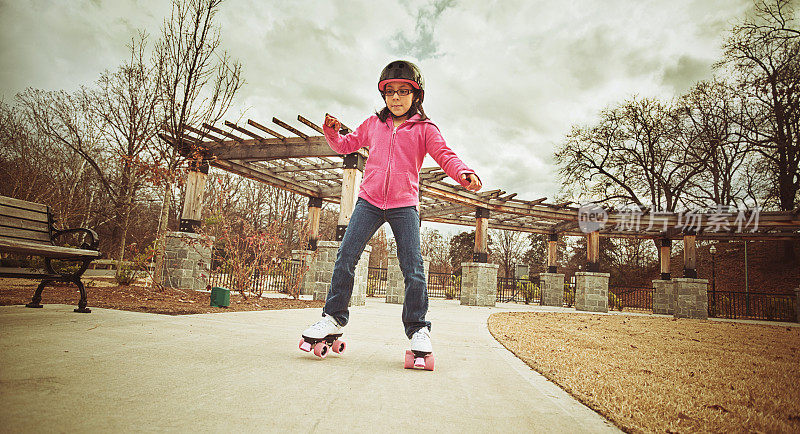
[273,117,309,139]
[683,233,697,278]
[202,122,243,142]
[297,115,324,134]
[587,231,600,272]
[225,120,264,140]
[210,159,321,197]
[247,119,286,139]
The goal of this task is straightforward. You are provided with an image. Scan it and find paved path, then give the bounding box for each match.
[0,299,620,433]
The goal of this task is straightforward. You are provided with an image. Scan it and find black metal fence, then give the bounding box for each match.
[427,271,461,299]
[367,267,387,297]
[564,282,575,307]
[209,259,304,295]
[608,286,653,311]
[709,290,797,322]
[497,277,540,303]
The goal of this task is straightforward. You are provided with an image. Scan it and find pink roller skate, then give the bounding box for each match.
[404,328,434,371]
[299,315,345,359]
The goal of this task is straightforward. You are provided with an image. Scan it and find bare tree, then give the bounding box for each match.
[152,0,243,284]
[679,79,755,208]
[719,0,799,261]
[90,33,160,272]
[556,96,707,212]
[490,229,527,278]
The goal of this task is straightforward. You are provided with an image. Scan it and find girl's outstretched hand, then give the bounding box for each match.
[324,113,341,131]
[461,173,482,192]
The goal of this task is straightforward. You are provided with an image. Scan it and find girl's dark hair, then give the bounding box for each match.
[376,89,429,122]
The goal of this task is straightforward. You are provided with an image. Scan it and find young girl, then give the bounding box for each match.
[299,60,482,365]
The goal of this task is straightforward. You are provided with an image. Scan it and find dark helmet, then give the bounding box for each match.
[378,60,424,103]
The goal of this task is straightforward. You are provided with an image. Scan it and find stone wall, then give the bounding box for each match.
[652,280,675,315]
[311,241,371,307]
[161,231,212,291]
[539,273,565,307]
[574,271,610,313]
[460,262,499,307]
[673,278,709,320]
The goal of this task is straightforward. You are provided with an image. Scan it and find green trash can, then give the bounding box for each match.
[210,286,230,307]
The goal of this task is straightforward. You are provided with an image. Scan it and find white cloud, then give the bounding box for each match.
[0,0,752,234]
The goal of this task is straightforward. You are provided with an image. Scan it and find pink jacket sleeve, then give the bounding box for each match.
[424,124,479,187]
[323,116,371,155]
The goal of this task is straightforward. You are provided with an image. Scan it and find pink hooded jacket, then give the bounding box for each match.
[323,114,477,210]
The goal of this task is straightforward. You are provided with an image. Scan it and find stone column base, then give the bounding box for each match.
[291,250,318,296]
[161,231,212,291]
[674,278,709,320]
[539,273,565,307]
[575,271,610,313]
[652,280,675,315]
[460,262,499,307]
[311,241,370,307]
[385,255,430,305]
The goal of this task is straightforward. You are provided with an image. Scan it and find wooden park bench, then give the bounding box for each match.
[0,195,101,313]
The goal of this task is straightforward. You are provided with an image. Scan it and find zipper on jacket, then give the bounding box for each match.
[384,125,397,208]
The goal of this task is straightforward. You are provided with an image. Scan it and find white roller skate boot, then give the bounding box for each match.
[405,328,434,371]
[299,315,344,358]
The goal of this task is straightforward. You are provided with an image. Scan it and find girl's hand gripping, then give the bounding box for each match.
[324,113,342,131]
[461,173,482,192]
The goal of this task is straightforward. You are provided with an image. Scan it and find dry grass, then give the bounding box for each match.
[488,312,800,433]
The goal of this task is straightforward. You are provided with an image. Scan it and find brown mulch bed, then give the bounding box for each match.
[488,312,800,434]
[0,278,322,315]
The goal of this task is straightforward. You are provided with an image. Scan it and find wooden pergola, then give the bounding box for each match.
[161,113,800,278]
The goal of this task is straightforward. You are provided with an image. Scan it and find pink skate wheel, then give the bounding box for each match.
[425,355,435,371]
[414,357,425,368]
[299,339,312,352]
[313,341,328,358]
[331,339,345,354]
[404,350,414,369]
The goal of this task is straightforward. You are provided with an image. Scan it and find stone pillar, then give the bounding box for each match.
[673,278,709,320]
[386,255,430,305]
[574,271,610,313]
[539,272,565,307]
[161,231,212,291]
[291,249,317,296]
[460,262,499,306]
[652,279,675,315]
[312,241,371,307]
[385,253,403,304]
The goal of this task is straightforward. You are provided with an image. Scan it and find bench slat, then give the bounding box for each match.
[0,239,100,259]
[0,196,49,213]
[0,204,49,223]
[0,226,51,243]
[0,215,50,232]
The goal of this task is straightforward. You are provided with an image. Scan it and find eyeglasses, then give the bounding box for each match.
[382,89,413,97]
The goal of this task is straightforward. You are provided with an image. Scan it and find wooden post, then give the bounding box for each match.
[336,153,365,241]
[586,231,600,272]
[473,207,489,263]
[307,197,322,250]
[547,233,558,273]
[683,231,697,278]
[659,238,671,280]
[179,160,209,233]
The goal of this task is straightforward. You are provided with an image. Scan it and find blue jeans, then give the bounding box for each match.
[323,197,430,339]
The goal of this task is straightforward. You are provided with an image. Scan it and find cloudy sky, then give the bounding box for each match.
[0,0,753,234]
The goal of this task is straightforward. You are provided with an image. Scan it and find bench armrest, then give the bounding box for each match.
[52,228,100,251]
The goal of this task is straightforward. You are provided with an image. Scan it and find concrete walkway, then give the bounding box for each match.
[0,299,620,433]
